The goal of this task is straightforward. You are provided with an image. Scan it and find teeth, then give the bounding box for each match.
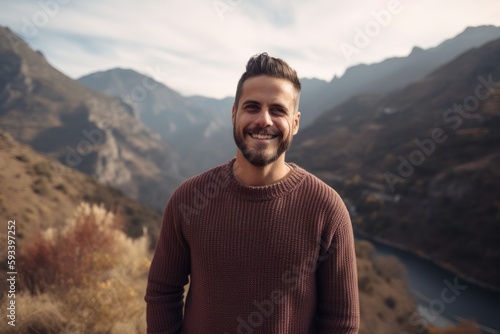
[251,134,275,140]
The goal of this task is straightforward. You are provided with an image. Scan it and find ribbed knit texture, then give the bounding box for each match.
[145,159,360,333]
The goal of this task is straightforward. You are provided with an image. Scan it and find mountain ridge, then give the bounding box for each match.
[78,67,236,176]
[299,25,500,127]
[0,26,185,209]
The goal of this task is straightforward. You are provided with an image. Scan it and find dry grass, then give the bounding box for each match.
[0,202,150,334]
[428,320,481,334]
[356,240,418,334]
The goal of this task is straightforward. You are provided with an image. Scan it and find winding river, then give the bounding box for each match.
[356,235,500,333]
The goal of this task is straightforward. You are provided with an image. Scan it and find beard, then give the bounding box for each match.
[233,123,293,167]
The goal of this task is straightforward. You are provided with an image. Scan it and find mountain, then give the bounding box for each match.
[299,25,500,127]
[0,129,162,242]
[187,94,234,114]
[289,37,500,290]
[78,69,235,176]
[0,26,185,209]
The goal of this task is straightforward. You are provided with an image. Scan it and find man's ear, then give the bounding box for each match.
[292,111,301,135]
[232,105,236,124]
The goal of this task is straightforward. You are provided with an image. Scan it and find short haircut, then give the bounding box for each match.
[234,52,301,112]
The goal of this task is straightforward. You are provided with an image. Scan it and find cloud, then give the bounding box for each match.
[0,0,499,98]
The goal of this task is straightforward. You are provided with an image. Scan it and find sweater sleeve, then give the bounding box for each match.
[316,199,360,333]
[145,198,191,334]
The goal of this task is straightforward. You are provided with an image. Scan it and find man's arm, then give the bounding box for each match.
[316,201,360,333]
[145,200,190,334]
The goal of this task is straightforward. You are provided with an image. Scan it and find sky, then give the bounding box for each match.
[1,0,500,99]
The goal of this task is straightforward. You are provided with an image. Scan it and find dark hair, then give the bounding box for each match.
[234,52,301,111]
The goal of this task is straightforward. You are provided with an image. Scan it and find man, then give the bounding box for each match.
[145,53,360,333]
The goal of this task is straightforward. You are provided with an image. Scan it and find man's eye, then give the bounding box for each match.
[245,104,259,111]
[271,108,286,115]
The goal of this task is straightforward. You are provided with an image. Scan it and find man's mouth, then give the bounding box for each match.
[248,133,279,140]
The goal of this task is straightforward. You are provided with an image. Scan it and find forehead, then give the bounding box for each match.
[240,75,297,106]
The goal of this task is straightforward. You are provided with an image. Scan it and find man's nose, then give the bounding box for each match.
[254,109,273,127]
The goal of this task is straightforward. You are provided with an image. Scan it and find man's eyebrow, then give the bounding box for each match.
[242,100,289,113]
[242,99,261,105]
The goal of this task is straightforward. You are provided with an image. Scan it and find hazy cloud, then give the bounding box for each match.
[0,0,499,98]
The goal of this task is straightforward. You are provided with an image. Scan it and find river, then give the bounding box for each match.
[356,235,500,333]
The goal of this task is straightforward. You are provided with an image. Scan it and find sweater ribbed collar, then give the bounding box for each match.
[222,158,306,201]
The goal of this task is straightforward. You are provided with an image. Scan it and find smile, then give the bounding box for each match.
[248,133,279,140]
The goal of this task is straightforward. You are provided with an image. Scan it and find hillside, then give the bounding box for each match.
[299,25,500,127]
[0,130,162,246]
[289,37,500,290]
[78,69,235,176]
[0,26,185,209]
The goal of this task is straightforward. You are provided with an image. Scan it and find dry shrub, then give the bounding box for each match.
[11,202,151,333]
[373,254,407,281]
[355,240,375,259]
[19,202,120,292]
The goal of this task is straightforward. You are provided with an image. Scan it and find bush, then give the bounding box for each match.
[15,153,30,163]
[32,178,49,195]
[384,296,396,309]
[1,202,150,333]
[19,203,119,292]
[358,275,374,293]
[54,183,67,193]
[373,255,407,281]
[33,161,53,179]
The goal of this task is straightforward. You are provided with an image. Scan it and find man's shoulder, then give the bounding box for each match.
[290,163,346,211]
[292,163,341,196]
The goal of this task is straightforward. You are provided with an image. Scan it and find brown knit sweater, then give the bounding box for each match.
[145,159,360,333]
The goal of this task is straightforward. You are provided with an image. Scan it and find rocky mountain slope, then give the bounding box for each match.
[299,25,500,127]
[289,37,500,290]
[0,26,185,209]
[78,69,235,176]
[0,130,162,244]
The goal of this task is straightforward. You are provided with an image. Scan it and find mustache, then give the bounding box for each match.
[244,126,281,136]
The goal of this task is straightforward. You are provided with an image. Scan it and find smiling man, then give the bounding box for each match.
[145,53,360,333]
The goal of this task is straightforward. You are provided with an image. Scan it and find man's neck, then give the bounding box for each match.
[233,152,291,187]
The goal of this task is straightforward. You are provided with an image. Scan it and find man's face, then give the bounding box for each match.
[232,75,300,167]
